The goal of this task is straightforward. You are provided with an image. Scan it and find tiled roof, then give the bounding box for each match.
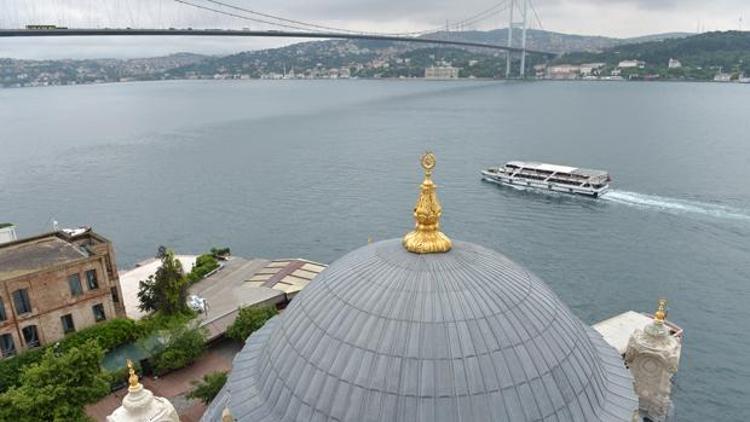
[203,239,636,421]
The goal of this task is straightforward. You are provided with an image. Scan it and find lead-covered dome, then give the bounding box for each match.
[204,239,636,421]
[203,153,636,421]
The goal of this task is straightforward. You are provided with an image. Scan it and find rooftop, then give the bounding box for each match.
[0,233,90,282]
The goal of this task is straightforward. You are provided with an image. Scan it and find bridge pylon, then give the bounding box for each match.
[505,0,529,79]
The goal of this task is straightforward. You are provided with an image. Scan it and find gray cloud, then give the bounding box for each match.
[0,0,746,59]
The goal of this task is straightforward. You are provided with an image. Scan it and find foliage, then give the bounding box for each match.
[210,246,231,258]
[151,325,206,375]
[61,318,144,353]
[186,253,220,285]
[137,310,196,335]
[0,347,45,393]
[0,318,140,393]
[226,305,278,343]
[555,31,750,79]
[187,371,228,404]
[137,247,190,315]
[0,340,109,422]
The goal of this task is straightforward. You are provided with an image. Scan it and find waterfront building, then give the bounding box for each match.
[0,223,17,245]
[667,58,682,69]
[713,73,732,82]
[546,64,580,80]
[424,66,459,79]
[580,63,606,76]
[0,229,125,357]
[202,153,641,421]
[618,60,646,69]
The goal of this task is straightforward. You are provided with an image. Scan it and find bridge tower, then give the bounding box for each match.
[505,0,529,79]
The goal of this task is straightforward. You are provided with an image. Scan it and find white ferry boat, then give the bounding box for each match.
[481,161,611,197]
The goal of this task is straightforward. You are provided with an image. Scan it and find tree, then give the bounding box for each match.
[152,325,206,375]
[0,340,109,422]
[226,305,278,343]
[137,247,189,315]
[187,371,228,404]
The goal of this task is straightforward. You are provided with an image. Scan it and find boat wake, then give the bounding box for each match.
[603,190,750,221]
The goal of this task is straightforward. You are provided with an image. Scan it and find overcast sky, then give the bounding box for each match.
[0,0,746,59]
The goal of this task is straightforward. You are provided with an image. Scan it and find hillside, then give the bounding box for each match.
[555,31,750,79]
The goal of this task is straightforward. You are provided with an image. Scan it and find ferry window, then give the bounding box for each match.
[85,269,99,290]
[0,334,15,357]
[68,273,83,296]
[12,289,32,314]
[92,304,106,322]
[22,325,40,348]
[110,287,120,303]
[61,314,76,334]
[0,297,6,321]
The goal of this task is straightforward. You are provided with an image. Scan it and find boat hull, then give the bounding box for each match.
[481,170,609,198]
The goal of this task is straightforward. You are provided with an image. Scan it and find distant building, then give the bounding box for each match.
[0,229,125,358]
[580,63,606,76]
[713,73,732,82]
[424,66,459,80]
[618,60,646,69]
[533,64,547,78]
[546,64,580,80]
[668,58,682,69]
[0,224,17,245]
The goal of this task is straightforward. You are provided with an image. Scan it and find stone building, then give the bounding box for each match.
[0,229,125,358]
[425,66,459,80]
[203,153,639,421]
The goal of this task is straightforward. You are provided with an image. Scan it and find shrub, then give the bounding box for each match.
[0,318,140,394]
[0,340,109,421]
[151,325,206,375]
[226,305,277,343]
[186,254,220,285]
[210,247,231,258]
[60,318,144,353]
[0,347,45,393]
[187,371,228,404]
[137,310,196,335]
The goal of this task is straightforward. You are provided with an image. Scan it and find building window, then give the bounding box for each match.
[61,314,76,334]
[0,334,15,357]
[12,289,32,315]
[92,304,106,322]
[21,325,40,348]
[85,269,99,290]
[0,297,6,322]
[110,287,120,303]
[68,273,83,296]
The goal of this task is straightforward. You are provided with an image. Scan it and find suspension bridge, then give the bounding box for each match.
[0,0,556,78]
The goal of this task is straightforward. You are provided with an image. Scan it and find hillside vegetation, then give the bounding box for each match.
[556,31,750,79]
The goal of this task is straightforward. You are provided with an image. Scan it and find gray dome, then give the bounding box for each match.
[204,239,636,421]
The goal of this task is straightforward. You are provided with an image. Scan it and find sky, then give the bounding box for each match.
[0,0,746,59]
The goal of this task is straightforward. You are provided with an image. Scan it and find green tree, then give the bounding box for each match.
[226,305,278,343]
[0,340,109,422]
[137,247,189,315]
[187,371,228,404]
[152,325,206,375]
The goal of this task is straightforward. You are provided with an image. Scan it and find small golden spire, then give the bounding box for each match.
[654,298,667,324]
[403,152,452,254]
[127,359,140,391]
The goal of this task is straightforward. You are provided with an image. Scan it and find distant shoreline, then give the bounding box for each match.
[4,76,750,90]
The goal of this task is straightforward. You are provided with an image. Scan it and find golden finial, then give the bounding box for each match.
[127,359,140,391]
[403,152,452,254]
[654,298,667,324]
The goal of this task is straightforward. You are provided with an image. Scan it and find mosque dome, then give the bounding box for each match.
[203,153,636,422]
